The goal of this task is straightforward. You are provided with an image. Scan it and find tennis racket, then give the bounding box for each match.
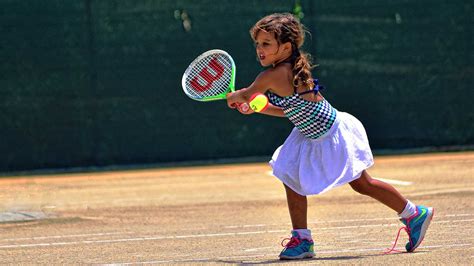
[181,49,249,111]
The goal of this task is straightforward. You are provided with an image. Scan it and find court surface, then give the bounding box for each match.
[0,152,473,264]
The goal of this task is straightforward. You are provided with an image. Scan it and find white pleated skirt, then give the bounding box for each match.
[269,111,374,196]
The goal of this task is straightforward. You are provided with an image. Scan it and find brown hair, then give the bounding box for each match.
[250,13,313,90]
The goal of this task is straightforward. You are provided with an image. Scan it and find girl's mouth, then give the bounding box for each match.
[259,54,265,60]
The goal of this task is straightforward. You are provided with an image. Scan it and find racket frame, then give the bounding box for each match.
[181,49,236,102]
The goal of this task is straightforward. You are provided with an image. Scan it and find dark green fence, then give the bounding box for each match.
[1,0,472,172]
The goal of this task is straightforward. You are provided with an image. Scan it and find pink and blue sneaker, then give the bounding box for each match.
[403,205,434,252]
[386,205,434,253]
[279,231,315,260]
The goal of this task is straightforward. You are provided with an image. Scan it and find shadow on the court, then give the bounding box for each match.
[215,255,363,265]
[213,251,431,264]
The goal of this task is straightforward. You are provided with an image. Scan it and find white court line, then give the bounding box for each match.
[105,254,270,265]
[0,232,132,242]
[1,218,473,249]
[244,246,274,252]
[408,188,474,197]
[445,213,473,217]
[106,243,472,265]
[317,243,472,254]
[265,171,413,186]
[374,177,413,186]
[3,214,472,244]
[0,231,284,249]
[246,237,474,253]
[225,213,474,229]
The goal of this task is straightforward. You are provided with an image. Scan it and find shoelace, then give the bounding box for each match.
[384,226,408,254]
[384,216,416,254]
[281,236,301,248]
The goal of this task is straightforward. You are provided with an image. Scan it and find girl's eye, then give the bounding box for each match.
[255,42,270,48]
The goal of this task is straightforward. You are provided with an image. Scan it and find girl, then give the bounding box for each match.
[226,13,434,260]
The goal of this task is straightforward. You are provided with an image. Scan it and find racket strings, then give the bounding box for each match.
[189,57,231,91]
[191,59,223,87]
[184,54,233,99]
[200,59,223,80]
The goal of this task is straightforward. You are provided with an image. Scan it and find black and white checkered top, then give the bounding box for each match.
[266,80,337,139]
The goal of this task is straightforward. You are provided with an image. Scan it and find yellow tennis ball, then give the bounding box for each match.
[249,93,269,112]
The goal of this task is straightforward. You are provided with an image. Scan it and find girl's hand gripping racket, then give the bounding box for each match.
[181,49,249,111]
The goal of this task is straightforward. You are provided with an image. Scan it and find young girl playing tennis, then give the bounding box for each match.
[226,13,434,260]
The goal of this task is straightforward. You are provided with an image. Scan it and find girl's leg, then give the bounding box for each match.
[350,170,434,253]
[349,170,407,213]
[284,184,307,229]
[280,185,315,260]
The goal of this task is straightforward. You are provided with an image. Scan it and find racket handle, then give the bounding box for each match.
[230,103,249,112]
[239,103,249,112]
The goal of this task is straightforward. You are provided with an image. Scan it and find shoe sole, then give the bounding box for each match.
[279,252,315,260]
[409,207,434,252]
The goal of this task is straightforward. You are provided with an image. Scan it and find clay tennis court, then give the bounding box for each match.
[0,152,472,264]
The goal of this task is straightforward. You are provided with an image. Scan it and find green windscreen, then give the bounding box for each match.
[0,0,472,171]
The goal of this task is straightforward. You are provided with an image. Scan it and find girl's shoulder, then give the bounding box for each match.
[259,63,294,96]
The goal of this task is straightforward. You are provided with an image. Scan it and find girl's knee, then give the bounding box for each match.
[350,174,373,195]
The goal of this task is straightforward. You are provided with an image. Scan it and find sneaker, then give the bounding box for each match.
[402,205,434,252]
[279,231,315,260]
[385,205,434,254]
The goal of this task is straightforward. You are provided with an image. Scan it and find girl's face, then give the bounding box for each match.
[254,30,291,67]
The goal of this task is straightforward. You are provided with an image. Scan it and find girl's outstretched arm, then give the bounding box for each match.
[259,103,285,117]
[227,66,290,108]
[226,69,276,108]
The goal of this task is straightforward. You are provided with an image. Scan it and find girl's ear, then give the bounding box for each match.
[282,42,292,52]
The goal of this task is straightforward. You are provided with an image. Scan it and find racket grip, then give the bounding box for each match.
[238,103,249,112]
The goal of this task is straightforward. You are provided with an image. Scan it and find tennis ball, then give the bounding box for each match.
[249,93,269,112]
